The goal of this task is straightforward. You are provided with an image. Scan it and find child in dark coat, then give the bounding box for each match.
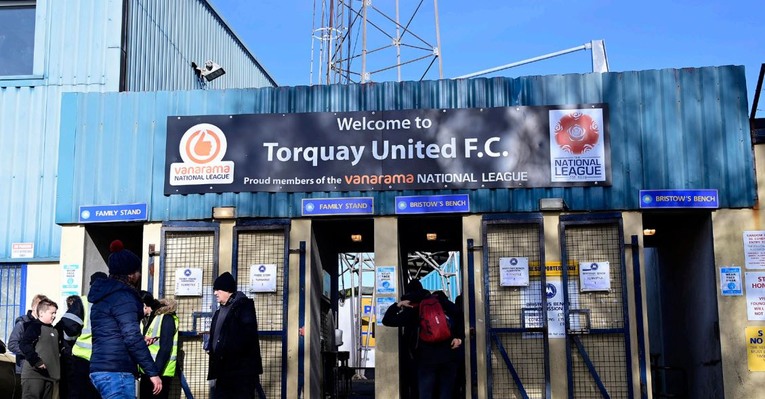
[19,298,61,399]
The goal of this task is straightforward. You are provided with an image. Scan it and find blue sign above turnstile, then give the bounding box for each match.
[395,194,470,214]
[639,189,719,208]
[79,203,148,223]
[302,197,374,216]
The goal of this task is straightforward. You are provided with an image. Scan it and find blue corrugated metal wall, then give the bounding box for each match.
[55,65,755,224]
[125,0,277,91]
[0,0,124,262]
[0,0,276,261]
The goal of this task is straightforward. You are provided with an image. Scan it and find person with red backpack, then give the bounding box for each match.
[383,280,464,399]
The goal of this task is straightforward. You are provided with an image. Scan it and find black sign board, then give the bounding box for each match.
[165,105,610,194]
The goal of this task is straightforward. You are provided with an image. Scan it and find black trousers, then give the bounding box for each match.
[213,375,266,399]
[69,356,101,399]
[139,375,173,399]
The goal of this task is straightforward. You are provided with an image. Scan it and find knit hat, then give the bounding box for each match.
[107,240,141,275]
[213,272,237,293]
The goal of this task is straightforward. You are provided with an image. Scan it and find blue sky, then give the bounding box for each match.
[209,0,764,117]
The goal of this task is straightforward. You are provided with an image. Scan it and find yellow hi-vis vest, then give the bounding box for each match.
[146,313,179,377]
[72,296,92,361]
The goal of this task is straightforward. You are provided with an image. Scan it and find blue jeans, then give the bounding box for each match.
[90,372,136,399]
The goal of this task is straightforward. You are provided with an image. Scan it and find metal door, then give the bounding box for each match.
[559,213,633,399]
[160,222,219,399]
[483,214,550,399]
[233,220,290,399]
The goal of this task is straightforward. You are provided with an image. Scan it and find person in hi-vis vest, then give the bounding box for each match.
[139,297,179,399]
[70,272,107,399]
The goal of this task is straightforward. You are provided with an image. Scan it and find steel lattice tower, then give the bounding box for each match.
[310,0,443,85]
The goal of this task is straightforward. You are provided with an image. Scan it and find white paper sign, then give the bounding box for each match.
[376,297,396,326]
[580,261,611,292]
[720,266,743,296]
[61,264,82,297]
[747,272,765,320]
[521,279,577,338]
[744,231,765,269]
[499,257,529,287]
[12,242,34,258]
[175,268,203,296]
[249,264,277,292]
[376,266,397,294]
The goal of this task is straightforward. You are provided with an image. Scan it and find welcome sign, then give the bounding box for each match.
[165,105,611,194]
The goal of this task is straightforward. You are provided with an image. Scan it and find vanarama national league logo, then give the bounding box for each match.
[549,108,606,183]
[169,123,235,186]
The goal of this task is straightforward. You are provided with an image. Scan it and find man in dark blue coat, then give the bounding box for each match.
[87,240,162,399]
[207,272,265,399]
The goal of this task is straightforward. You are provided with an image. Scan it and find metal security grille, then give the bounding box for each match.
[560,215,631,399]
[235,224,289,399]
[0,263,23,342]
[484,216,549,399]
[161,225,218,399]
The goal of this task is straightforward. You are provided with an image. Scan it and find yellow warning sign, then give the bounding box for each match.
[746,327,765,371]
[528,261,579,277]
[361,296,375,347]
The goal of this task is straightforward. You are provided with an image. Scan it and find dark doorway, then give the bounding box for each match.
[312,219,375,399]
[396,216,464,399]
[643,212,724,399]
[84,223,143,283]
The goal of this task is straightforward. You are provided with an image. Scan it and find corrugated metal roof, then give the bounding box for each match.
[125,0,277,91]
[56,65,755,224]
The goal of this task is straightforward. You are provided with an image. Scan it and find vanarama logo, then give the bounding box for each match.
[169,123,235,186]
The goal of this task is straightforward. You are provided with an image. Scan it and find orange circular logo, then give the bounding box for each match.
[178,124,227,164]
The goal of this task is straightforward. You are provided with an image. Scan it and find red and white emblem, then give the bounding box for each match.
[554,112,599,155]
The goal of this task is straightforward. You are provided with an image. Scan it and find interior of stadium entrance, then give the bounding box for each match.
[396,216,464,398]
[642,212,724,399]
[311,216,464,398]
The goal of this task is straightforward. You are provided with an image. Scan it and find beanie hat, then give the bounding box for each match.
[107,240,141,276]
[213,272,237,293]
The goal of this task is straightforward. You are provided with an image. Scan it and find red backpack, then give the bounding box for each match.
[418,294,452,343]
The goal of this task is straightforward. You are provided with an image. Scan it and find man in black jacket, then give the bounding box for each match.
[207,272,265,399]
[382,280,464,399]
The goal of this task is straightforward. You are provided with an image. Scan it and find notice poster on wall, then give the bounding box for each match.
[249,264,277,292]
[61,264,82,297]
[521,278,577,338]
[376,266,397,295]
[746,327,765,371]
[720,266,743,296]
[499,257,529,286]
[376,297,396,326]
[580,261,611,292]
[175,268,203,296]
[746,272,765,320]
[744,231,765,269]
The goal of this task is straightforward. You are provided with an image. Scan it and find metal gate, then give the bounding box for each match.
[559,213,632,399]
[160,220,290,399]
[233,221,290,398]
[483,214,550,399]
[160,222,219,399]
